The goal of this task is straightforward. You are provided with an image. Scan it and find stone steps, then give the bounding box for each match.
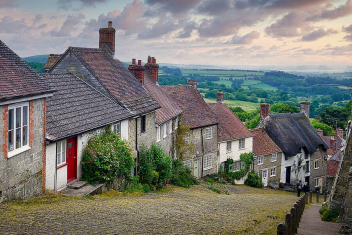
[62,180,105,197]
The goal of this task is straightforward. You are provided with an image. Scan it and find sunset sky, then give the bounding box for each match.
[1,0,352,70]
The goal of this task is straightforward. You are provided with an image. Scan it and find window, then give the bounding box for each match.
[306,161,310,173]
[239,138,245,149]
[156,126,161,142]
[270,167,276,177]
[233,161,241,172]
[163,123,167,138]
[174,119,178,130]
[262,169,267,178]
[205,127,212,139]
[169,121,172,135]
[314,160,319,169]
[203,155,212,170]
[184,134,190,143]
[112,123,120,135]
[314,178,320,187]
[56,140,66,166]
[271,153,277,162]
[226,141,232,152]
[183,160,192,168]
[8,102,29,156]
[141,115,146,133]
[258,156,264,165]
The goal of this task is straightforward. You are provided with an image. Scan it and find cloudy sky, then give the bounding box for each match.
[1,0,352,70]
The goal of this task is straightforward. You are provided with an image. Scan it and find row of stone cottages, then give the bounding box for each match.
[0,22,335,201]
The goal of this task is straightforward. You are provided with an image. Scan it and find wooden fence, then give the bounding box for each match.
[277,192,329,235]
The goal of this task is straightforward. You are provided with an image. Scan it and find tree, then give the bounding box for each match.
[270,102,299,114]
[311,119,336,136]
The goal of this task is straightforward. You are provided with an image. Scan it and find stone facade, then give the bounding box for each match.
[156,118,178,158]
[309,148,327,193]
[0,98,46,202]
[254,152,282,188]
[183,125,218,177]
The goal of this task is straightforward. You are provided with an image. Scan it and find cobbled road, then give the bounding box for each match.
[0,185,297,235]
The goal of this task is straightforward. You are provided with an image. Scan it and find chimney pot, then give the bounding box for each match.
[138,60,142,66]
[108,21,112,28]
[260,103,270,119]
[188,79,198,89]
[132,58,136,65]
[148,56,151,63]
[152,57,155,64]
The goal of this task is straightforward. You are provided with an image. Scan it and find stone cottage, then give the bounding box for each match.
[162,81,219,178]
[262,103,328,192]
[0,40,52,201]
[208,90,253,184]
[46,22,160,170]
[251,127,282,188]
[128,57,182,158]
[41,72,133,191]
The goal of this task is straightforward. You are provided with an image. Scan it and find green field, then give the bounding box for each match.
[181,69,264,77]
[204,98,259,111]
[241,80,278,91]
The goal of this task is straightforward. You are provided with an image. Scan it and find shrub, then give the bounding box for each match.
[138,144,173,186]
[170,160,197,188]
[320,204,340,222]
[245,171,264,188]
[81,127,134,185]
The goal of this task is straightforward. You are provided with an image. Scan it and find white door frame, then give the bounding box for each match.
[262,168,268,187]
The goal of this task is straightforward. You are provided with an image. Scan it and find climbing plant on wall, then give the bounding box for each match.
[174,116,194,161]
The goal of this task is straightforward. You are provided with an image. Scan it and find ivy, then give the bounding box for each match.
[227,152,254,180]
[81,127,135,185]
[174,116,194,160]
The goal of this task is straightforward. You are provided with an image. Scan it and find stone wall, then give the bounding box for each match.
[254,152,282,188]
[0,98,46,202]
[310,148,327,192]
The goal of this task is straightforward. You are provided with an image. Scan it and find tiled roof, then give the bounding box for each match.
[40,72,134,142]
[322,135,345,156]
[327,149,342,176]
[143,73,182,125]
[0,40,51,102]
[44,54,61,70]
[208,102,251,142]
[264,113,328,157]
[52,47,160,115]
[161,85,218,129]
[250,127,282,156]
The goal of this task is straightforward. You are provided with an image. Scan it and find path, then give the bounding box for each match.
[297,203,342,235]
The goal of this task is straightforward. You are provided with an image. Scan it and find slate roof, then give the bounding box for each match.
[40,72,133,142]
[44,54,61,70]
[0,40,51,102]
[208,102,252,142]
[143,73,182,125]
[161,85,218,129]
[50,47,160,115]
[264,113,328,157]
[250,127,282,156]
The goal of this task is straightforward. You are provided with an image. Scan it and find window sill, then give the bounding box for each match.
[203,167,212,171]
[8,145,31,158]
[57,163,68,169]
[270,175,276,177]
[271,160,277,162]
[258,163,263,165]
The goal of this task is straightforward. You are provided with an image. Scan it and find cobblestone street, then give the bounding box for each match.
[0,185,297,235]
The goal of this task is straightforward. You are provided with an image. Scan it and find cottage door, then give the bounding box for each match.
[286,166,291,184]
[262,169,268,187]
[193,160,200,178]
[67,137,77,182]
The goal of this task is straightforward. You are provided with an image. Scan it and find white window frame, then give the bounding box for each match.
[270,167,276,177]
[56,140,67,166]
[314,159,319,169]
[314,178,319,187]
[112,122,120,135]
[169,121,172,135]
[271,153,277,162]
[233,160,241,172]
[205,127,212,139]
[203,155,213,170]
[156,125,161,142]
[239,138,245,149]
[174,118,178,130]
[183,160,192,168]
[163,123,167,138]
[226,141,232,153]
[258,156,264,165]
[7,102,30,158]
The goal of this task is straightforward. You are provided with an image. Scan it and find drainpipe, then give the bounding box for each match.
[135,118,139,176]
[201,128,205,177]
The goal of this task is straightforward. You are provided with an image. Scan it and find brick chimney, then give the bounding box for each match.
[317,128,324,138]
[99,21,116,56]
[330,136,337,151]
[128,59,145,85]
[188,79,197,89]
[144,55,159,83]
[260,103,270,119]
[336,128,344,139]
[217,90,224,103]
[300,100,310,119]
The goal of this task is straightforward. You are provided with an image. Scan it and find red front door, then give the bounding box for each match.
[67,137,77,182]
